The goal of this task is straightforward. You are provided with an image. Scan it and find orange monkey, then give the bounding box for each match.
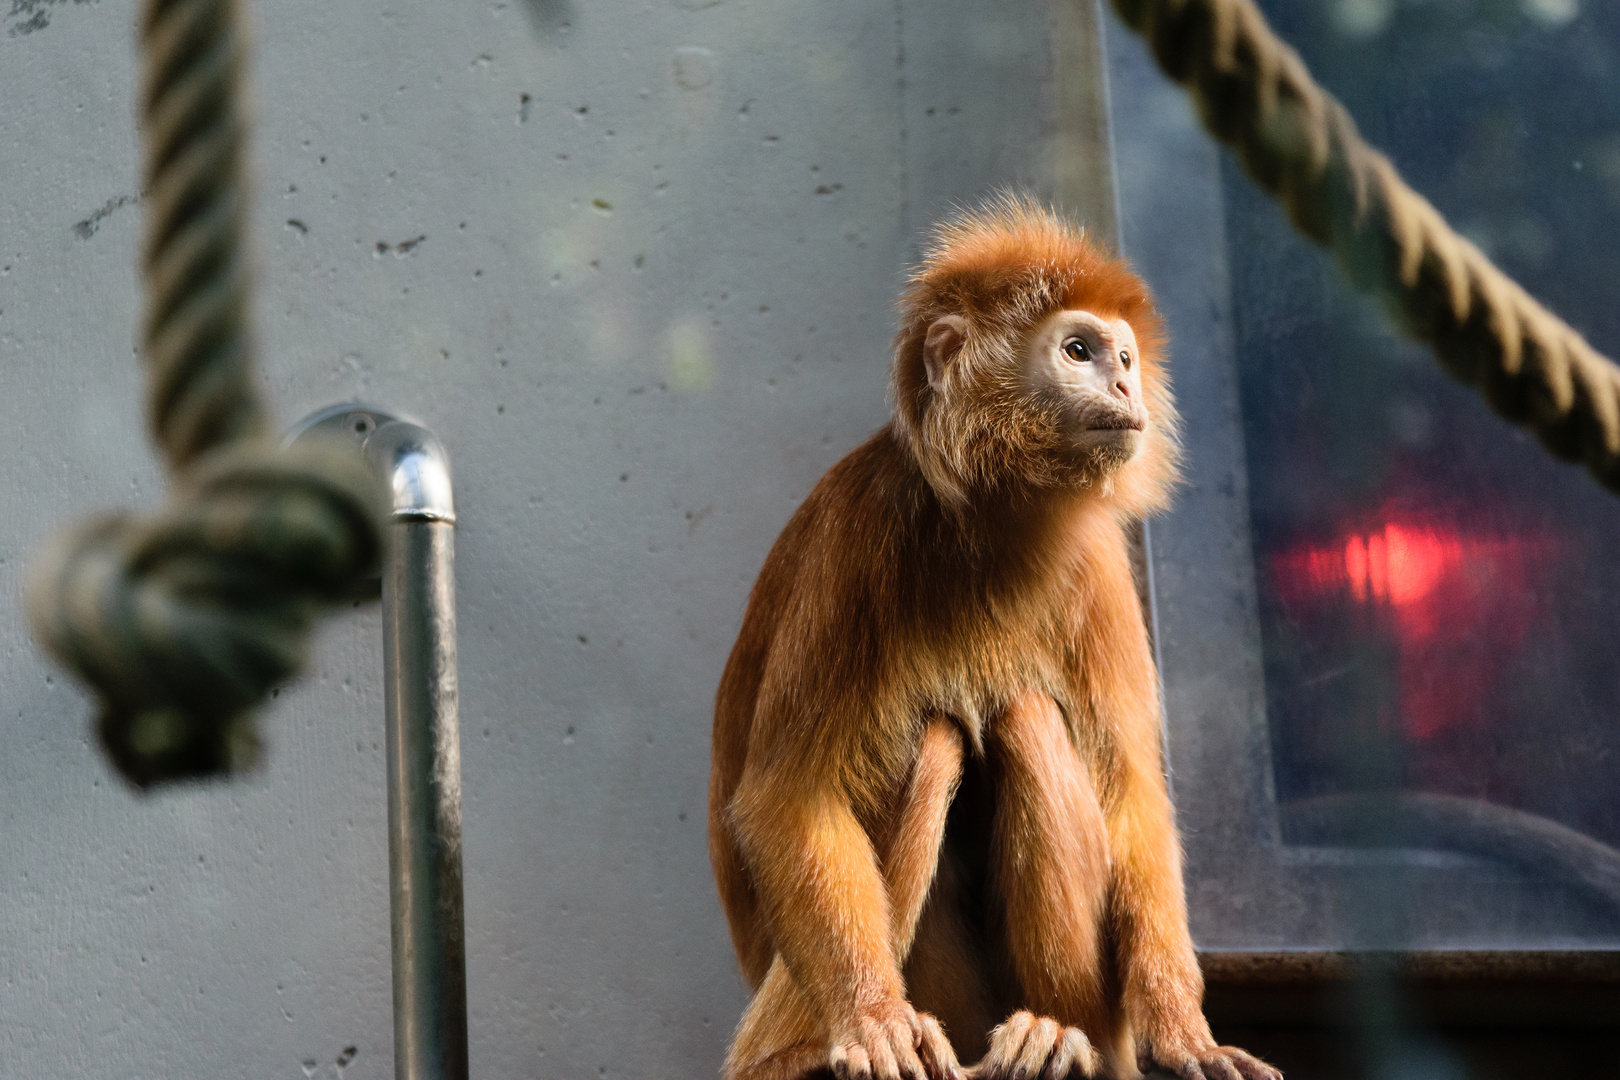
[709,197,1278,1080]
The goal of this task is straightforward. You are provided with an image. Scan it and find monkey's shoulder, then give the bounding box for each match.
[757,425,929,586]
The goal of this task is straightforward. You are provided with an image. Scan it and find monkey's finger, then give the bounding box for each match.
[1011,1017,1059,1080]
[866,1021,903,1080]
[833,1043,872,1080]
[917,1014,963,1080]
[879,1016,926,1080]
[890,1026,929,1080]
[1218,1049,1281,1080]
[1197,1055,1242,1080]
[1170,1059,1208,1080]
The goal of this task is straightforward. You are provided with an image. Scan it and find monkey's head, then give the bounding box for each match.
[891,196,1180,517]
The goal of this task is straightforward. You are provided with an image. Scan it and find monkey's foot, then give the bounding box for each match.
[1139,1043,1281,1080]
[830,1003,961,1080]
[971,1011,1097,1080]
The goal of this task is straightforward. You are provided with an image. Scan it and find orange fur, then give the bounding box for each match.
[710,198,1276,1080]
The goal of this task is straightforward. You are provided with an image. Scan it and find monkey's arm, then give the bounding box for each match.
[1108,703,1279,1080]
[729,751,956,1080]
[1107,762,1214,1064]
[1086,529,1278,1080]
[730,760,900,1016]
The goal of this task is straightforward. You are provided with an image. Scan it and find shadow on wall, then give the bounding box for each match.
[521,0,576,36]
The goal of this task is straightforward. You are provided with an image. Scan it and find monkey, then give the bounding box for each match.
[708,196,1278,1080]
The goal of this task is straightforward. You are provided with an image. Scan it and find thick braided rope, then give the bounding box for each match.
[25,0,384,788]
[139,0,264,467]
[1110,0,1620,491]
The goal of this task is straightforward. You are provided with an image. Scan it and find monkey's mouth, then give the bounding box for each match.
[1087,417,1145,432]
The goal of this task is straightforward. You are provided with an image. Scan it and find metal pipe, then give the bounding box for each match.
[368,420,469,1080]
[285,406,468,1079]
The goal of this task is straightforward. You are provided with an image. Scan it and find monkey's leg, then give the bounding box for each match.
[882,716,967,958]
[981,690,1115,1079]
[904,853,998,1066]
[880,715,969,1078]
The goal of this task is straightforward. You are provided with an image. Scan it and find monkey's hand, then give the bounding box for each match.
[969,1011,1097,1080]
[1137,1031,1281,1080]
[830,999,961,1080]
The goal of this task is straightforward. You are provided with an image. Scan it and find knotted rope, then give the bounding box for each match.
[1110,0,1620,492]
[26,0,384,788]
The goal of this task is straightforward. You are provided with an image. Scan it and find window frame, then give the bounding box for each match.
[1102,14,1620,955]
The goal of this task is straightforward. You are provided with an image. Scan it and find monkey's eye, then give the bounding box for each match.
[1062,339,1089,363]
[1120,349,1132,370]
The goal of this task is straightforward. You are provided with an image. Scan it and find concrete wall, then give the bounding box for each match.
[0,1,1083,1076]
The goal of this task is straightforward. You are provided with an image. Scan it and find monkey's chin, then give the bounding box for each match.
[1043,429,1141,490]
[1071,427,1142,473]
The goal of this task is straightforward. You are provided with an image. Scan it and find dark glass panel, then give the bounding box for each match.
[1230,2,1620,852]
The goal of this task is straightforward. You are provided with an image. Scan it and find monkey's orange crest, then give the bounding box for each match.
[710,196,1278,1080]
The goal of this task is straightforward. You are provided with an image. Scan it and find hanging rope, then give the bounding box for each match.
[25,0,384,788]
[1109,0,1620,493]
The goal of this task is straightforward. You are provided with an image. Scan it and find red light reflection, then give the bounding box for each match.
[1273,517,1555,740]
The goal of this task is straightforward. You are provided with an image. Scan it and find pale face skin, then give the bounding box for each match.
[922,308,1148,474]
[1019,308,1147,462]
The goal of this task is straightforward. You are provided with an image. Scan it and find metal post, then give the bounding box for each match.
[371,420,468,1080]
[287,406,469,1080]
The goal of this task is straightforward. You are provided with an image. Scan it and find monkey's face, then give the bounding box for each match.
[1019,309,1148,473]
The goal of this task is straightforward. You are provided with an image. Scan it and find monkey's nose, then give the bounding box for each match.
[1113,379,1133,400]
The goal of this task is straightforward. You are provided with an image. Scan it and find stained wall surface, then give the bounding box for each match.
[0,1,1076,1076]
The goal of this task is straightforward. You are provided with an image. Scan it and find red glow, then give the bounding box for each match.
[1273,516,1554,740]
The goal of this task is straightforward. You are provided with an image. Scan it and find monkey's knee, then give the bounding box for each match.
[725,960,828,1080]
[991,692,1075,770]
[989,691,1105,851]
[725,1042,832,1080]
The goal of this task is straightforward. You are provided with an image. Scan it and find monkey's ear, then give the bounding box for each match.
[922,315,969,391]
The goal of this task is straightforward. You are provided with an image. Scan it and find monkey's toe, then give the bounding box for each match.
[975,1011,1096,1080]
[1043,1027,1095,1080]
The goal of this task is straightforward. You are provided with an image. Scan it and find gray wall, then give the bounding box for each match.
[0,1,1079,1076]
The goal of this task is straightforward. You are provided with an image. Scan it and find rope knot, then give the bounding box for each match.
[27,439,385,787]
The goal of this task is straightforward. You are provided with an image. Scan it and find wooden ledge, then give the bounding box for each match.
[1198,951,1620,1029]
[1199,949,1620,986]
